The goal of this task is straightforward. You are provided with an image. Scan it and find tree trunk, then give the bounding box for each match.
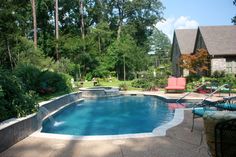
[6,39,13,70]
[80,0,85,51]
[31,0,37,49]
[54,0,59,60]
[123,55,126,81]
[116,0,124,40]
[98,36,101,53]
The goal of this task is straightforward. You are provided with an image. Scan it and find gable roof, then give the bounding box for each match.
[175,29,197,54]
[199,25,236,56]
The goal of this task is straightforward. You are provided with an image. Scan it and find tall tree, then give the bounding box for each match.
[149,28,171,66]
[31,0,37,48]
[0,0,31,69]
[232,0,236,25]
[55,0,59,60]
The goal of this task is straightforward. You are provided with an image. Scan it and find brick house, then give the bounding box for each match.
[171,25,236,76]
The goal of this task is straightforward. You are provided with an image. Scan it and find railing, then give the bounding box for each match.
[197,84,228,105]
[176,82,210,103]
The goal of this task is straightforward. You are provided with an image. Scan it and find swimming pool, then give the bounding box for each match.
[41,96,175,136]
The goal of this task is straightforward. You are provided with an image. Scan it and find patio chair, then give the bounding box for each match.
[215,96,236,111]
[191,104,216,132]
[191,84,230,132]
[165,77,186,93]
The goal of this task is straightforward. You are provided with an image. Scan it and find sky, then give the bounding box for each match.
[156,0,235,41]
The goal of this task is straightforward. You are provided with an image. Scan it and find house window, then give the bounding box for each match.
[226,60,235,73]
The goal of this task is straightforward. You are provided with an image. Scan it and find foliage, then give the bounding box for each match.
[14,64,41,91]
[0,0,165,81]
[131,64,170,90]
[148,28,171,65]
[187,73,236,93]
[85,72,93,81]
[186,80,202,91]
[212,70,226,78]
[51,57,80,80]
[0,0,168,121]
[119,82,128,91]
[106,35,148,80]
[131,79,151,89]
[14,37,53,69]
[0,68,38,122]
[180,48,210,75]
[14,64,73,95]
[232,0,236,25]
[38,71,72,95]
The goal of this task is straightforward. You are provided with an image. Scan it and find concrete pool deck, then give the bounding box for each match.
[1,91,234,157]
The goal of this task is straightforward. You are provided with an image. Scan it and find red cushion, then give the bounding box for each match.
[177,77,186,87]
[165,86,185,90]
[167,77,177,86]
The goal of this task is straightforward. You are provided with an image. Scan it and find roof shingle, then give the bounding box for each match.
[199,25,236,56]
[175,29,197,54]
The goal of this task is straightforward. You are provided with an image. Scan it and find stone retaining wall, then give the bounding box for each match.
[0,92,82,153]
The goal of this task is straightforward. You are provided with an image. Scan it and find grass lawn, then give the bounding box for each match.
[37,80,142,102]
[80,80,142,90]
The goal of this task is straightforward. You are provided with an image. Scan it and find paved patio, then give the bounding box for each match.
[0,110,210,157]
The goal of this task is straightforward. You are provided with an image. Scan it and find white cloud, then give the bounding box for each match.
[155,16,199,41]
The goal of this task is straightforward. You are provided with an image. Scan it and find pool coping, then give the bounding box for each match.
[31,94,192,140]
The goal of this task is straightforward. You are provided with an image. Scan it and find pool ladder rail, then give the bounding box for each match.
[176,82,210,103]
[191,84,229,132]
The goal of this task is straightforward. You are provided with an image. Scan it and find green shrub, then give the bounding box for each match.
[131,79,150,88]
[119,83,128,91]
[15,37,53,69]
[186,74,201,82]
[38,71,72,95]
[14,64,41,91]
[51,58,81,80]
[85,72,93,81]
[0,69,38,122]
[212,70,226,78]
[154,78,167,88]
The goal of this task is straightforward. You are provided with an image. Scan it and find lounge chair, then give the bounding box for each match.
[191,96,236,131]
[191,104,216,131]
[215,96,236,111]
[165,77,186,93]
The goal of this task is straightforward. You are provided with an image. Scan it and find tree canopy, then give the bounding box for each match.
[0,0,169,80]
[232,0,236,25]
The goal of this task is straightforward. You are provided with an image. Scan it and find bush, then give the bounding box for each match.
[14,64,73,95]
[51,57,81,80]
[38,71,72,95]
[186,74,201,82]
[131,79,150,89]
[15,37,53,69]
[212,70,225,78]
[0,69,38,122]
[119,83,128,91]
[14,64,41,91]
[154,77,168,88]
[85,72,93,81]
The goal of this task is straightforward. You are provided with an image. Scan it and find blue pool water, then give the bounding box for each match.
[41,96,175,136]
